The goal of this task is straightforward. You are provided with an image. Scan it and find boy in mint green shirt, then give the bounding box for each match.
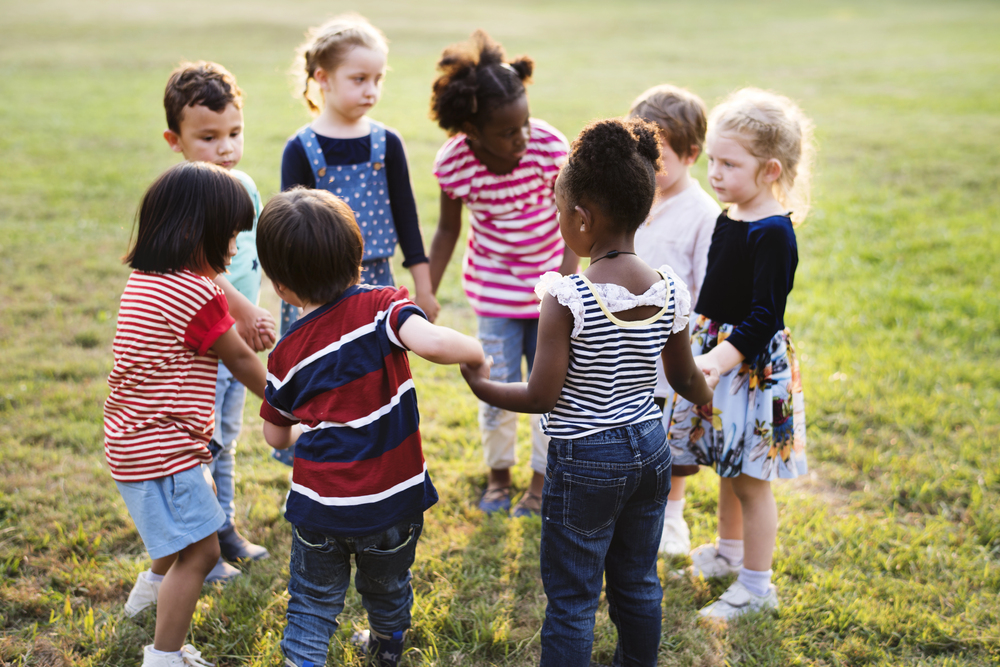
[160,61,272,579]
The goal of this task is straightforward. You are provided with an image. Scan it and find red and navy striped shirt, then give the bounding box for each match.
[260,284,436,536]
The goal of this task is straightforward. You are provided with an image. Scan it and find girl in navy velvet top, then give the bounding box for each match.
[666,88,815,620]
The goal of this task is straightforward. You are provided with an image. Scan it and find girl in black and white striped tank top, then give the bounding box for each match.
[461,117,716,666]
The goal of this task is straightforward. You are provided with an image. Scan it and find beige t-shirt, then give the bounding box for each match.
[635,179,721,398]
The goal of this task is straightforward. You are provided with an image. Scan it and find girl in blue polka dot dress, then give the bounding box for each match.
[279,14,439,337]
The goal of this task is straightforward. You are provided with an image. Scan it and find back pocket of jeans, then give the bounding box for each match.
[563,473,626,537]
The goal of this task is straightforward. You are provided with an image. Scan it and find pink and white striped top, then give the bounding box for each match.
[434,118,569,318]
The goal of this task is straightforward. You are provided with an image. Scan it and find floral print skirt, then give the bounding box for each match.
[667,316,807,480]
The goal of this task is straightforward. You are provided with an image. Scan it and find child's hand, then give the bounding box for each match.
[415,290,441,324]
[255,309,277,350]
[460,356,493,387]
[235,306,275,352]
[702,366,720,390]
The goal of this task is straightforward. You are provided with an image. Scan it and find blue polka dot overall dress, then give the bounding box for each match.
[279,121,400,334]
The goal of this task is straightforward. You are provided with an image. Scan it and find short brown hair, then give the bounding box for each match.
[627,84,708,159]
[126,162,254,275]
[164,61,244,133]
[257,188,364,305]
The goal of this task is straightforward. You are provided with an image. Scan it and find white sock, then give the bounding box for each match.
[146,570,165,583]
[663,498,685,521]
[716,538,744,565]
[148,647,182,656]
[737,567,773,597]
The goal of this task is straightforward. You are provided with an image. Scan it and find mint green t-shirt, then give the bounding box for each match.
[228,169,262,304]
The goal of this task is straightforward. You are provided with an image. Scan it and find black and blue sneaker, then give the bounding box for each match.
[351,629,405,667]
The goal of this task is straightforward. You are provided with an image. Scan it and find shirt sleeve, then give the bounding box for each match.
[384,129,428,267]
[725,221,798,360]
[183,290,234,356]
[281,136,316,191]
[260,388,299,427]
[381,286,427,350]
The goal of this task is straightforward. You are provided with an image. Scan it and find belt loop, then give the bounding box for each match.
[564,438,573,461]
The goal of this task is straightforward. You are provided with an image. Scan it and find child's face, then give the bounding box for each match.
[317,46,386,122]
[164,102,244,170]
[468,94,531,167]
[655,134,697,198]
[705,129,765,206]
[225,232,238,266]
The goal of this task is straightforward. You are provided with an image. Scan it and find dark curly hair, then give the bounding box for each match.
[430,30,533,134]
[559,118,662,233]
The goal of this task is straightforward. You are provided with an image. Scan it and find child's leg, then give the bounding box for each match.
[603,424,670,667]
[729,475,777,571]
[668,476,686,503]
[477,317,522,511]
[153,533,220,651]
[717,476,744,540]
[354,515,423,657]
[281,526,351,667]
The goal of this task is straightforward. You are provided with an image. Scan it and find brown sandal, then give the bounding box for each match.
[512,491,542,518]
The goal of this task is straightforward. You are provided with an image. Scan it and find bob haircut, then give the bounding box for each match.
[257,188,363,305]
[125,161,254,275]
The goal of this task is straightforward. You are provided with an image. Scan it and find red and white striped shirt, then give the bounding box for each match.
[434,118,569,318]
[104,270,234,482]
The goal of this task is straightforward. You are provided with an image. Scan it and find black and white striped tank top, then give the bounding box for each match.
[540,268,686,439]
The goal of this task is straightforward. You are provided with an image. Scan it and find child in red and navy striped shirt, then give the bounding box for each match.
[256,187,486,667]
[105,162,268,667]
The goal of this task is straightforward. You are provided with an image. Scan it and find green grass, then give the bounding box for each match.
[2,0,999,664]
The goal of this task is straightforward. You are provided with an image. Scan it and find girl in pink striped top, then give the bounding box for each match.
[428,30,577,517]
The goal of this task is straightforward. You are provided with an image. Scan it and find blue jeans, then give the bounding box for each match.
[281,515,424,667]
[539,419,671,667]
[208,362,246,529]
[477,316,548,474]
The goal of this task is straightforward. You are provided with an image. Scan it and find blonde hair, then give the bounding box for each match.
[294,14,389,114]
[627,84,707,159]
[709,88,815,224]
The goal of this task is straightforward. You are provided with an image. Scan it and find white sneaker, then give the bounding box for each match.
[698,580,779,620]
[204,557,241,584]
[124,570,161,617]
[141,644,214,666]
[689,543,741,578]
[658,514,691,555]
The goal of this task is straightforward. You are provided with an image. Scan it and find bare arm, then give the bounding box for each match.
[460,295,573,414]
[398,315,485,366]
[213,275,276,352]
[409,262,441,323]
[428,192,463,295]
[662,325,716,405]
[210,327,267,399]
[263,422,301,450]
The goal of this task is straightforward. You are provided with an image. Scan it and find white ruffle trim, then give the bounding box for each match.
[535,265,692,337]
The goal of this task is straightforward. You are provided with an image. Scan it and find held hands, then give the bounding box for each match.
[235,306,277,352]
[414,290,441,324]
[694,354,721,390]
[460,355,493,389]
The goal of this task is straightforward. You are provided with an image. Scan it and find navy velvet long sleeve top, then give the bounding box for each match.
[694,212,798,359]
[281,127,428,267]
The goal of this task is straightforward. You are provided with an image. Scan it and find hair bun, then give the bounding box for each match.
[627,118,662,166]
[508,56,534,83]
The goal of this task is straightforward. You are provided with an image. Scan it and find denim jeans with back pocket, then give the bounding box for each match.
[539,419,671,667]
[281,514,424,667]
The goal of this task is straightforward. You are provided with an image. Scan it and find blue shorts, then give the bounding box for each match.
[115,464,226,559]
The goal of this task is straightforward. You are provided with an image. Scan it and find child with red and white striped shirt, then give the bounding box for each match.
[427,30,577,517]
[104,162,268,667]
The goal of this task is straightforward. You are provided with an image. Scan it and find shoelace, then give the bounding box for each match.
[179,645,214,667]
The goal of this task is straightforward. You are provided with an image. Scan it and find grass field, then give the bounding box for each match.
[2,0,999,664]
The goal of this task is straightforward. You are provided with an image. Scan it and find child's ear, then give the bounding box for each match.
[762,158,782,183]
[683,145,701,166]
[313,67,330,91]
[575,205,592,233]
[163,129,184,154]
[461,122,480,143]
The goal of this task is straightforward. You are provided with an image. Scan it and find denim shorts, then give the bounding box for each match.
[115,464,226,559]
